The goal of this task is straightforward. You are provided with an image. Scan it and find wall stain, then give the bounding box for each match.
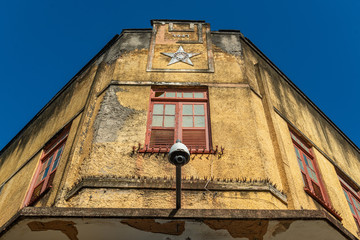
[27,220,78,240]
[272,220,293,236]
[204,219,269,240]
[121,219,185,235]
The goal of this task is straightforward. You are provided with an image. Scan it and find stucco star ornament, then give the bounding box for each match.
[161,46,200,66]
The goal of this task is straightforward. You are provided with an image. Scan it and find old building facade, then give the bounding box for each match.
[1,20,360,239]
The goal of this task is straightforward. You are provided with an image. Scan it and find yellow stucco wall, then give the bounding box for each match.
[251,55,360,236]
[46,23,290,211]
[0,64,96,227]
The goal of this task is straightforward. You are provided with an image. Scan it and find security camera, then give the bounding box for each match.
[168,140,190,166]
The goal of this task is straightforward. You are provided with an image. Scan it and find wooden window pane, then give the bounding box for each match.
[182,116,193,127]
[42,166,50,180]
[348,201,356,215]
[42,156,54,180]
[194,105,204,115]
[152,116,163,127]
[344,190,351,202]
[182,105,193,115]
[36,171,44,185]
[351,197,360,216]
[307,157,315,170]
[153,104,163,114]
[194,92,204,98]
[303,153,310,167]
[165,105,175,115]
[166,92,175,98]
[164,116,175,127]
[310,170,319,184]
[343,189,357,215]
[51,145,64,171]
[194,116,205,127]
[295,148,305,171]
[183,92,192,98]
[354,198,360,210]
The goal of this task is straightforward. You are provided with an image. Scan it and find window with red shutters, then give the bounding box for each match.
[146,89,210,151]
[338,173,360,232]
[24,126,70,206]
[290,131,328,204]
[291,131,342,221]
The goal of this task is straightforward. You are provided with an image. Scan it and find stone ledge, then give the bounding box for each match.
[0,208,357,240]
[64,177,287,204]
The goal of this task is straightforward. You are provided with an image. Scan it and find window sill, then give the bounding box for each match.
[137,147,217,154]
[304,187,342,221]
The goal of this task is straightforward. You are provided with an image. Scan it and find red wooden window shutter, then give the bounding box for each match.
[338,173,360,230]
[182,129,206,149]
[291,131,328,205]
[24,126,69,206]
[149,129,175,148]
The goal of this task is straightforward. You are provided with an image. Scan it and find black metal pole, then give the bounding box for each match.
[176,165,181,209]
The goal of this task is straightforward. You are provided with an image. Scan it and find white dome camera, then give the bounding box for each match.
[168,140,190,166]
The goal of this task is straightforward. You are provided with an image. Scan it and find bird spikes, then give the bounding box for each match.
[115,175,285,196]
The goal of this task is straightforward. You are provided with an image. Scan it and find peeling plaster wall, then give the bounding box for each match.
[93,86,138,143]
[57,49,287,210]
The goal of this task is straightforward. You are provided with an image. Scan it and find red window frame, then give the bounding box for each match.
[291,131,330,204]
[338,173,360,231]
[144,88,210,152]
[23,127,69,206]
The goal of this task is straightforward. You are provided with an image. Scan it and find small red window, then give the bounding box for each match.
[24,126,70,206]
[338,173,360,231]
[291,131,342,221]
[291,131,328,203]
[145,89,210,151]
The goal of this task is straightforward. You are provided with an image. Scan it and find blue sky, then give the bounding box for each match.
[0,0,359,150]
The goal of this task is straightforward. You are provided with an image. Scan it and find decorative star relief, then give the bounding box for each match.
[161,46,200,66]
